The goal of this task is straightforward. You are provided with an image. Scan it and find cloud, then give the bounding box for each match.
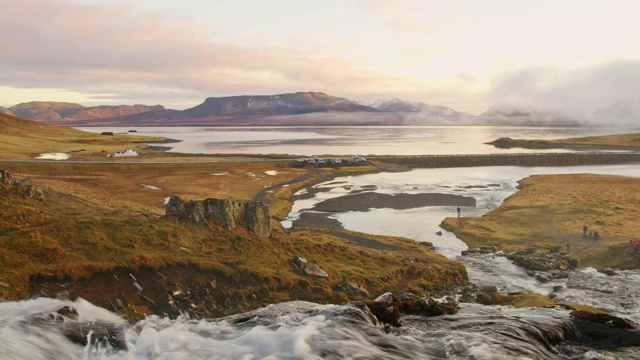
[488,60,640,126]
[0,0,420,108]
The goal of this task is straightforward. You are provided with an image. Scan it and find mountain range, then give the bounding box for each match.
[2,92,580,127]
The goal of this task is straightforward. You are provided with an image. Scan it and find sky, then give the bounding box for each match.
[2,0,640,119]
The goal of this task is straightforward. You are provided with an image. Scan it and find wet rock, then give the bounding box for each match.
[304,264,328,278]
[28,306,126,350]
[507,245,577,271]
[402,297,459,317]
[418,241,435,251]
[476,285,498,305]
[461,245,497,256]
[568,310,640,347]
[597,268,617,276]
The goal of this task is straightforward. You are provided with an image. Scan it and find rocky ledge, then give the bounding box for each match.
[166,196,271,237]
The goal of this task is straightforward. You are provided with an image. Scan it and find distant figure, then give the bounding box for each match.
[593,230,600,242]
[588,230,593,239]
[582,224,588,238]
[457,207,461,218]
[566,242,570,254]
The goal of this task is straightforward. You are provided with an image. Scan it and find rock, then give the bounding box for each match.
[166,196,186,217]
[28,306,126,350]
[461,245,497,256]
[245,201,271,237]
[402,297,459,317]
[292,256,308,270]
[304,264,328,278]
[0,170,16,185]
[507,245,577,271]
[597,268,617,276]
[204,198,241,229]
[418,241,435,251]
[334,277,369,297]
[436,231,443,236]
[374,292,394,303]
[25,184,46,200]
[168,196,271,236]
[185,200,208,225]
[476,285,498,305]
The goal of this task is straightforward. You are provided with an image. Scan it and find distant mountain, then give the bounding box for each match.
[477,104,580,126]
[0,106,13,115]
[9,101,165,123]
[42,92,382,126]
[184,92,376,118]
[371,98,476,124]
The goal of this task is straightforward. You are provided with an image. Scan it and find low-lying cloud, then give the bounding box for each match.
[488,60,640,127]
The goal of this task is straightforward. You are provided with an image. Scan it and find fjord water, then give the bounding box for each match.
[6,126,639,358]
[77,125,633,156]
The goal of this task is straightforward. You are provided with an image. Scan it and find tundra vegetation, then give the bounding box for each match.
[0,113,465,319]
[1,112,639,320]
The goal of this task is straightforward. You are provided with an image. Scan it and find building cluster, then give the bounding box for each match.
[291,155,367,168]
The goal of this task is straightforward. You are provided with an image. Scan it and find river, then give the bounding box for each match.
[3,126,640,358]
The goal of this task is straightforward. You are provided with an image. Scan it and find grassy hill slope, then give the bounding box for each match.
[0,112,166,159]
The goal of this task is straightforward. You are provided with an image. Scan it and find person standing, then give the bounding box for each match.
[457,207,461,218]
[582,224,588,238]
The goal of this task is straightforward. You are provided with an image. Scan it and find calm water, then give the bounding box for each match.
[77,125,637,156]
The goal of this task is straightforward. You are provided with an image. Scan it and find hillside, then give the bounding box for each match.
[0,112,165,159]
[9,101,164,123]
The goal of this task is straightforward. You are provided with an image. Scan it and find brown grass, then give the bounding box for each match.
[442,174,640,268]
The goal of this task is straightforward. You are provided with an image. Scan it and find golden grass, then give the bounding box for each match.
[0,113,170,160]
[442,174,640,268]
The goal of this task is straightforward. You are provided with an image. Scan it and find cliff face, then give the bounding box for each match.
[166,196,271,237]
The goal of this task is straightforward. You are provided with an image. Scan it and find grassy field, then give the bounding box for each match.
[442,174,640,268]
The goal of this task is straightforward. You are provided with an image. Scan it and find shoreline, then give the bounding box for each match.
[374,152,640,168]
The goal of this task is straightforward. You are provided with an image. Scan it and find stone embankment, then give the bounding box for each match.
[166,196,271,237]
[376,152,640,169]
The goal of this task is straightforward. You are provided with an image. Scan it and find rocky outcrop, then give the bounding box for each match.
[0,170,45,200]
[166,196,271,237]
[506,245,577,271]
[0,170,16,185]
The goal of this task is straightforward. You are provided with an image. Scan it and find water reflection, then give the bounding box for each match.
[76,126,636,156]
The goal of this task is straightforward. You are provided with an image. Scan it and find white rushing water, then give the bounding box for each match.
[2,297,638,359]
